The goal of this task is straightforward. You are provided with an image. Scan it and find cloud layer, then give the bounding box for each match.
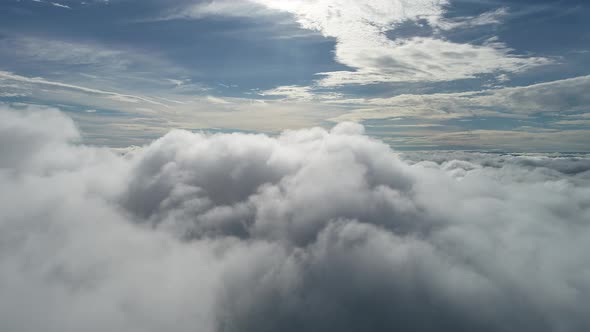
[1,106,590,332]
[330,75,590,119]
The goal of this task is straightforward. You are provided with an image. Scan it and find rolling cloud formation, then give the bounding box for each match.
[1,106,590,332]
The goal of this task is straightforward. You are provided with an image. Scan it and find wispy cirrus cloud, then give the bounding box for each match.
[329,75,590,121]
[29,0,71,9]
[437,7,510,30]
[50,2,71,9]
[258,85,343,101]
[0,70,170,107]
[0,37,129,69]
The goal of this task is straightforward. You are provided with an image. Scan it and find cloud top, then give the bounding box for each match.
[1,106,589,332]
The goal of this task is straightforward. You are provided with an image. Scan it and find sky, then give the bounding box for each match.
[1,2,590,331]
[0,0,589,150]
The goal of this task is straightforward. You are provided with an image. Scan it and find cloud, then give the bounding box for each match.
[3,72,587,150]
[313,37,549,86]
[0,37,129,69]
[438,7,510,30]
[330,75,590,121]
[159,0,268,20]
[28,0,72,9]
[1,106,590,331]
[389,128,590,152]
[401,150,590,176]
[555,120,590,126]
[50,2,71,9]
[484,75,590,114]
[0,71,170,107]
[259,85,315,100]
[246,0,549,85]
[258,85,343,101]
[0,35,195,104]
[154,0,549,86]
[0,105,79,169]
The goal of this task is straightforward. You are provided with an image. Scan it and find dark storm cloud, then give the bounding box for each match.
[1,106,589,332]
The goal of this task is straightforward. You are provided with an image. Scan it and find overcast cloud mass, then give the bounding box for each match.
[1,106,590,332]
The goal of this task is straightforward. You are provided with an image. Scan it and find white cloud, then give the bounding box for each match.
[161,0,267,20]
[437,7,510,30]
[482,75,590,113]
[554,119,590,126]
[259,85,315,100]
[314,37,549,86]
[258,85,343,101]
[330,75,590,121]
[0,71,169,107]
[1,106,590,331]
[50,2,71,9]
[28,0,72,9]
[0,92,28,98]
[389,128,590,152]
[205,95,231,105]
[0,35,192,97]
[154,0,548,86]
[0,106,79,169]
[3,74,587,151]
[247,0,549,85]
[0,37,129,69]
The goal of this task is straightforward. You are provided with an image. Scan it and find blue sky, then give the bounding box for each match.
[1,0,589,150]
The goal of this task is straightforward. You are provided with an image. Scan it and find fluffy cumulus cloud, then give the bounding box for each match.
[1,105,590,332]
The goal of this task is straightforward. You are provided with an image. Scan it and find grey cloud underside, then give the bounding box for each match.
[1,107,590,332]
